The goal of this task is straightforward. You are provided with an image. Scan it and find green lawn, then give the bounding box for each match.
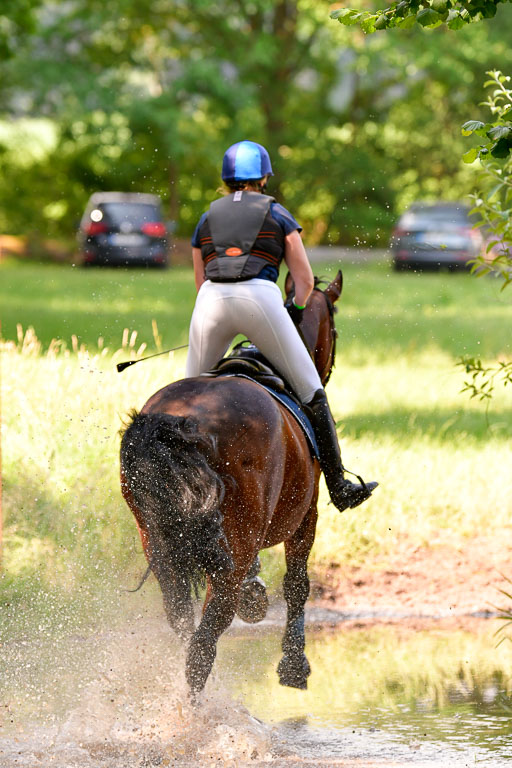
[1,257,511,619]
[1,257,511,359]
[0,261,197,352]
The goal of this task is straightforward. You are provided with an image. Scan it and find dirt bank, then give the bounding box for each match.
[310,530,512,630]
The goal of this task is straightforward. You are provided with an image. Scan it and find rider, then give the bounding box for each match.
[185,140,377,512]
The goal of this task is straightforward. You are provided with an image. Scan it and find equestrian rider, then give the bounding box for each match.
[185,140,377,512]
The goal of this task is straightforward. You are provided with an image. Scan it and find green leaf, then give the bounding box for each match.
[416,8,442,26]
[360,15,377,33]
[462,120,485,136]
[487,124,512,141]
[374,13,390,29]
[430,0,448,13]
[331,8,358,23]
[395,13,417,28]
[447,11,467,29]
[463,146,479,163]
[491,138,512,159]
[487,182,505,199]
[481,2,498,17]
[394,1,410,17]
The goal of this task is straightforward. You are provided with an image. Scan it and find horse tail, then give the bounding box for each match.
[120,410,233,595]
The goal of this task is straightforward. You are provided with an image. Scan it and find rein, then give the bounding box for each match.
[317,289,337,385]
[287,284,337,385]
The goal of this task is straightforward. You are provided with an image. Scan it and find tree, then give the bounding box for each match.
[2,0,512,245]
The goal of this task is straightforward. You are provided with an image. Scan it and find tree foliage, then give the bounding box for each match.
[1,1,512,246]
[0,1,41,60]
[331,0,511,33]
[458,70,512,396]
[462,70,512,287]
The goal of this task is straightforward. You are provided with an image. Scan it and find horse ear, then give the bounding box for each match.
[284,271,295,297]
[324,270,343,304]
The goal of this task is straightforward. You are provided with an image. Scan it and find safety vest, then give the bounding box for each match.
[200,191,284,282]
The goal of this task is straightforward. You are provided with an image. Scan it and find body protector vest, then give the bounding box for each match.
[202,191,283,282]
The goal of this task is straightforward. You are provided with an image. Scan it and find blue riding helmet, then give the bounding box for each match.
[222,140,274,181]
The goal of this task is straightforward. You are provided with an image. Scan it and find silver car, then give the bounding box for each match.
[391,202,484,271]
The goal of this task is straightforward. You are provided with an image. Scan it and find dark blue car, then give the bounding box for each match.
[78,192,170,268]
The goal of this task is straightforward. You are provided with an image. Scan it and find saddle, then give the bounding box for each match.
[202,342,294,397]
[201,342,319,459]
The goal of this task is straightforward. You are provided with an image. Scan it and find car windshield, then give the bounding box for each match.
[100,203,160,227]
[399,207,471,231]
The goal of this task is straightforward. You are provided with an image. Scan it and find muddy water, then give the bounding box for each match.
[1,601,512,767]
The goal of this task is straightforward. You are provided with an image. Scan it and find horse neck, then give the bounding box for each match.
[303,291,335,385]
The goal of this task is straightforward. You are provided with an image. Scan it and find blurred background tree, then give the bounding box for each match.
[1,0,512,247]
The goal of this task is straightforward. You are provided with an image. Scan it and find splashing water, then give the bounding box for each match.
[0,613,273,767]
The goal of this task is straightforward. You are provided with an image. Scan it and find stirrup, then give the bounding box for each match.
[329,468,378,512]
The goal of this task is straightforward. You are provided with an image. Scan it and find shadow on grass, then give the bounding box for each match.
[337,405,512,441]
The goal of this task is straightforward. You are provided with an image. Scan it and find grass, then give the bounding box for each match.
[1,257,511,358]
[1,257,511,618]
[0,260,196,352]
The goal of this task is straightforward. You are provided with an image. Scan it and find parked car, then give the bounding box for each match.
[78,192,169,267]
[390,202,484,271]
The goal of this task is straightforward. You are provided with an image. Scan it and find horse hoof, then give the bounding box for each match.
[237,576,269,624]
[277,654,311,690]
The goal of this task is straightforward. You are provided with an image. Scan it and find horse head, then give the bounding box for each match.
[284,270,342,385]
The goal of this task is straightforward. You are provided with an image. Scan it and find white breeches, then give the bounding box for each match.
[185,278,322,403]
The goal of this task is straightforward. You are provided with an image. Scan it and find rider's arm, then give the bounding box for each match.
[283,230,314,307]
[192,247,205,292]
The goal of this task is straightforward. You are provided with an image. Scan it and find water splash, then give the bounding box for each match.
[0,614,273,767]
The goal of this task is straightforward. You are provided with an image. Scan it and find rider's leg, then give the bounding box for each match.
[185,282,237,377]
[231,280,377,512]
[305,389,378,512]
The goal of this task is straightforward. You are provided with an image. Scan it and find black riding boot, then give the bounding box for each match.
[306,389,378,513]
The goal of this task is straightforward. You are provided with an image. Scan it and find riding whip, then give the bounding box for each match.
[116,344,189,373]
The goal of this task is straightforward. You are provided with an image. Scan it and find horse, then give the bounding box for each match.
[120,270,342,696]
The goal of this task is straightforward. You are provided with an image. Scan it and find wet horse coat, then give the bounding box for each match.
[120,272,342,694]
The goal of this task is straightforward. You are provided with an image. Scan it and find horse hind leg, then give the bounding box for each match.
[151,547,195,642]
[277,506,317,690]
[186,572,239,697]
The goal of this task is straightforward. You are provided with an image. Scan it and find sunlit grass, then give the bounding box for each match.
[1,258,512,359]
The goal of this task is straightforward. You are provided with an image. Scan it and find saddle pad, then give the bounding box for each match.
[221,373,319,460]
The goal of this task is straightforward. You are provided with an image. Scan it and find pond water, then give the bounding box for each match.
[1,605,512,767]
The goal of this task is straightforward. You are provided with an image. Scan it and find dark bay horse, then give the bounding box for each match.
[120,271,342,696]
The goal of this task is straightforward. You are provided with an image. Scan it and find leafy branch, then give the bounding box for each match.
[457,357,512,400]
[461,70,512,288]
[330,0,511,34]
